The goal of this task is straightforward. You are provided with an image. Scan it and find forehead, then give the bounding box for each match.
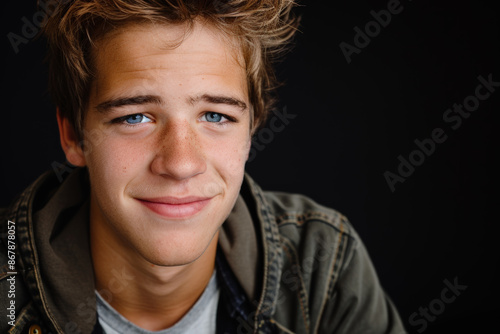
[93,19,244,73]
[89,20,247,101]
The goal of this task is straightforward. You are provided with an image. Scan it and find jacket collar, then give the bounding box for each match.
[241,174,283,320]
[6,167,283,332]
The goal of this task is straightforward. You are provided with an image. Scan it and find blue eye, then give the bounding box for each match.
[122,114,152,124]
[205,112,223,122]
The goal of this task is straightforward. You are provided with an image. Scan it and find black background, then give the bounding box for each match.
[1,0,499,333]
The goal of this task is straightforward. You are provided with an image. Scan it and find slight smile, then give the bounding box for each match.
[137,196,213,219]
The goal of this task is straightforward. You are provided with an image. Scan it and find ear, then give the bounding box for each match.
[56,108,86,167]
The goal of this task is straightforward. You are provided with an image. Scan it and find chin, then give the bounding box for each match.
[133,228,219,267]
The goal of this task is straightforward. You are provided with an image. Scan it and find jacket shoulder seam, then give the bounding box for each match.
[275,210,355,237]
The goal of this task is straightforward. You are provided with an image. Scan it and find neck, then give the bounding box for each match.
[90,220,218,331]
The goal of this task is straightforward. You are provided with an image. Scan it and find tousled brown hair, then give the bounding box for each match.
[40,0,300,139]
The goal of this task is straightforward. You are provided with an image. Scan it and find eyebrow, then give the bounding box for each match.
[95,95,163,113]
[188,94,248,112]
[95,93,248,113]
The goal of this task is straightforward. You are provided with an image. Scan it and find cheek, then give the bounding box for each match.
[211,133,250,176]
[84,135,151,192]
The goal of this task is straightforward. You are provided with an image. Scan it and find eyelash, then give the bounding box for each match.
[201,112,237,126]
[110,114,152,128]
[109,112,237,127]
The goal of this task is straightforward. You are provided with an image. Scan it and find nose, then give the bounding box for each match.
[150,120,206,180]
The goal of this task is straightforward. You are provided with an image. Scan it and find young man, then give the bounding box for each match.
[1,0,406,333]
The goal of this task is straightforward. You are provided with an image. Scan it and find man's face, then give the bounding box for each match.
[70,21,251,266]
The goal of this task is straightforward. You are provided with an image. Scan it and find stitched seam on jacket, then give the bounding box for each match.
[280,236,310,333]
[313,220,345,334]
[269,318,296,334]
[329,233,348,296]
[275,211,350,236]
[276,212,338,225]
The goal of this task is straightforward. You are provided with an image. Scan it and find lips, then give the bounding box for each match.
[137,196,212,218]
